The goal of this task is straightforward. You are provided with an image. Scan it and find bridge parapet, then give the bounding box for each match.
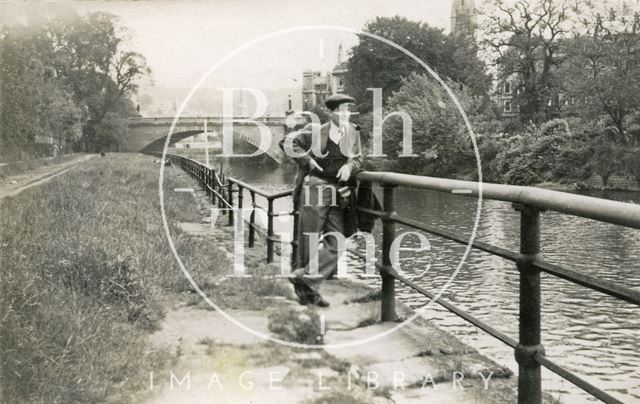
[126,116,300,162]
[128,116,290,126]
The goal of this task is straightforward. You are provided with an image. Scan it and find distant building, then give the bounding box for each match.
[330,44,348,95]
[451,0,519,118]
[302,71,331,111]
[34,133,66,156]
[494,76,520,118]
[451,0,477,38]
[302,45,349,111]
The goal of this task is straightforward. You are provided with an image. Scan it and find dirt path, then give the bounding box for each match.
[0,154,95,199]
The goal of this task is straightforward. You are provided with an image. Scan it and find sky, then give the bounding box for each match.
[1,0,457,115]
[59,0,455,89]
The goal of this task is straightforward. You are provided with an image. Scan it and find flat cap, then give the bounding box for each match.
[324,94,356,111]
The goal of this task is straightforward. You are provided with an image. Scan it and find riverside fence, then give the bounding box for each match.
[165,152,640,404]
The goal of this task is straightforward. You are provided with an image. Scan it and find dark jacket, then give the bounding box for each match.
[279,121,363,210]
[356,178,382,233]
[279,123,381,236]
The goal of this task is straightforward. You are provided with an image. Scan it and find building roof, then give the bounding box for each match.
[332,61,348,73]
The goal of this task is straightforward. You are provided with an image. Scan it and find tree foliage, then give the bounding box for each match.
[0,11,150,158]
[466,0,640,187]
[488,119,594,185]
[361,73,482,177]
[482,0,573,123]
[559,1,640,136]
[344,16,490,113]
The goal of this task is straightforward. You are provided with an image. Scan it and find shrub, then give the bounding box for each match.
[268,307,323,345]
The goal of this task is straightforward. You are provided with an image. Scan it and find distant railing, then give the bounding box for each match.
[166,154,296,264]
[166,152,640,404]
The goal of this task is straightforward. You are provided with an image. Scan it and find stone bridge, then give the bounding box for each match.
[126,116,303,163]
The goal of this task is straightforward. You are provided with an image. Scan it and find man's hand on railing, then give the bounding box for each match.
[336,164,351,182]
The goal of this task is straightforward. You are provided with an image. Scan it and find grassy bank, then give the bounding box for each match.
[0,153,223,403]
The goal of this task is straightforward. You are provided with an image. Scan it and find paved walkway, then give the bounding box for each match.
[142,167,532,403]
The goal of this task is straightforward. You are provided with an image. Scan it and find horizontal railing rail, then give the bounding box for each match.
[360,205,640,306]
[357,171,640,229]
[163,152,638,404]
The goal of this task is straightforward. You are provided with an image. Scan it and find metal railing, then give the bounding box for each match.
[166,154,296,263]
[166,153,640,404]
[356,171,640,404]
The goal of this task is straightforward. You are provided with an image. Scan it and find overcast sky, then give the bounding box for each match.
[62,0,455,89]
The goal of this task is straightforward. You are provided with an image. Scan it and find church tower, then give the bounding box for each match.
[450,0,477,37]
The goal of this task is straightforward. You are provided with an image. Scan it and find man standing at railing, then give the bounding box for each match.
[280,94,363,307]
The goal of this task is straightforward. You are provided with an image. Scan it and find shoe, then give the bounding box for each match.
[290,277,314,305]
[311,294,330,307]
[294,285,311,305]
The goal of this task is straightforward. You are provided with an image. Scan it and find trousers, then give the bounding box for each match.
[295,175,345,292]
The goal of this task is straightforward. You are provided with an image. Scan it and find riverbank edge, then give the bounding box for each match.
[535,180,640,193]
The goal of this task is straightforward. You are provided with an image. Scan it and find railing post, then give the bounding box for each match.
[267,198,274,263]
[248,191,256,248]
[237,185,244,212]
[514,203,544,404]
[210,170,215,203]
[211,168,218,205]
[205,168,211,197]
[211,170,217,204]
[381,184,397,322]
[227,181,234,226]
[291,209,299,269]
[218,174,224,211]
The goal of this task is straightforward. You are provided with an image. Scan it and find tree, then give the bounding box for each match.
[47,12,150,147]
[362,72,479,177]
[488,118,595,185]
[94,111,128,152]
[591,140,621,188]
[345,16,490,113]
[482,0,573,123]
[46,12,121,120]
[0,24,83,158]
[623,148,640,187]
[560,2,640,137]
[41,71,84,153]
[0,10,150,157]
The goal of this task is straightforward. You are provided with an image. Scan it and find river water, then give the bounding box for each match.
[221,158,640,403]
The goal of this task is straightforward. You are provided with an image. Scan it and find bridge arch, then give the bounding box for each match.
[127,117,301,163]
